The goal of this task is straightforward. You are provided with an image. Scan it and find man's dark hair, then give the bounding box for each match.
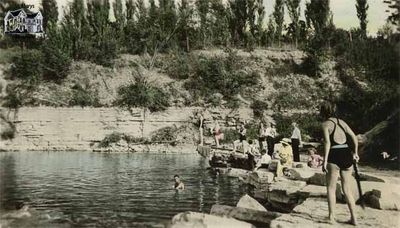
[174,175,180,178]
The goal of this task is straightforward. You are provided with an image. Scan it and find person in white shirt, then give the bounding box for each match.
[291,122,302,162]
[255,149,271,170]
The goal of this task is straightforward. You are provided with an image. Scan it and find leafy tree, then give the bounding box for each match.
[286,0,301,47]
[87,0,118,66]
[208,0,230,46]
[61,0,91,60]
[272,0,284,46]
[41,23,71,82]
[177,0,196,52]
[0,0,20,17]
[115,76,170,112]
[255,0,266,45]
[196,0,210,47]
[41,0,58,30]
[228,0,248,46]
[356,0,369,37]
[113,0,125,46]
[247,0,257,39]
[125,0,135,21]
[158,0,178,51]
[265,14,276,46]
[305,0,331,36]
[384,0,400,32]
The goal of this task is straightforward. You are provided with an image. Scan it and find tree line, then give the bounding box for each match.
[0,0,383,65]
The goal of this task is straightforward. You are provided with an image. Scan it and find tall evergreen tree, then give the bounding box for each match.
[272,0,284,46]
[125,0,135,22]
[286,0,301,47]
[41,0,58,30]
[196,0,210,47]
[228,0,248,46]
[305,0,331,36]
[266,14,276,46]
[87,0,117,66]
[255,0,265,45]
[209,0,230,46]
[113,0,125,47]
[247,0,257,39]
[61,0,90,60]
[177,0,195,51]
[384,0,400,31]
[356,0,369,37]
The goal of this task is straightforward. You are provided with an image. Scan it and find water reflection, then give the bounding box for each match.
[0,152,247,227]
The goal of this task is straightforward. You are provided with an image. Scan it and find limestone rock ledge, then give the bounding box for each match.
[270,197,400,228]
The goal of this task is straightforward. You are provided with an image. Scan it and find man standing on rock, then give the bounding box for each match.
[265,122,277,156]
[291,122,302,162]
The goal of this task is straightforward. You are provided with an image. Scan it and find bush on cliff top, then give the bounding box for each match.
[115,76,170,112]
[184,50,261,104]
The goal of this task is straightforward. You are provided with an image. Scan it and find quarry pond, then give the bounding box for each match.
[0,151,249,227]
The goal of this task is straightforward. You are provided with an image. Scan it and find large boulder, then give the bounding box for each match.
[169,211,255,228]
[210,205,280,227]
[270,197,400,228]
[247,171,275,188]
[362,182,400,210]
[236,194,267,212]
[287,167,317,182]
[226,168,250,179]
[267,178,307,212]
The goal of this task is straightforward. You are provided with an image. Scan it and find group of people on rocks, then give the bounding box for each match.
[197,110,313,170]
[196,102,361,225]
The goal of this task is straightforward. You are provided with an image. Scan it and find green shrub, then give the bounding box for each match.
[250,100,269,119]
[273,113,321,141]
[99,132,123,147]
[41,43,71,82]
[225,97,241,110]
[244,122,259,140]
[151,126,177,142]
[115,76,170,112]
[2,85,23,109]
[221,128,238,144]
[184,50,260,104]
[69,83,100,107]
[0,114,16,140]
[165,52,194,80]
[122,135,148,144]
[10,49,44,83]
[1,126,16,140]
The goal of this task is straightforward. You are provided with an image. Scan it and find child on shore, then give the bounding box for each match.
[307,148,324,168]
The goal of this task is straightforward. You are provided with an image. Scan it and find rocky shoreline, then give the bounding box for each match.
[168,161,400,227]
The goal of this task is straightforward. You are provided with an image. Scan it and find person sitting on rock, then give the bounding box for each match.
[277,139,293,168]
[173,175,185,190]
[245,140,260,170]
[307,147,324,168]
[233,122,248,153]
[255,149,271,170]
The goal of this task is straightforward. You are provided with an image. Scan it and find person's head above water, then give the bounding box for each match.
[174,175,180,182]
[320,101,336,120]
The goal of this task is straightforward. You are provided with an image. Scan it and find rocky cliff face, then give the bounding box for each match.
[0,107,253,151]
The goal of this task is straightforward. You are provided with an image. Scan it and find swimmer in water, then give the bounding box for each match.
[173,175,185,190]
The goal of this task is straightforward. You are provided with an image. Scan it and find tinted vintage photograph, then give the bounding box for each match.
[0,0,399,227]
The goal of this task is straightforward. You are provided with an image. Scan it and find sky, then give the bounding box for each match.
[24,0,391,35]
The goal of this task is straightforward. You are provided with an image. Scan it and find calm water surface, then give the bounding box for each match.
[0,152,249,227]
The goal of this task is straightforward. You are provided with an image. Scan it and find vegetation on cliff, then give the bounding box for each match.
[0,0,398,163]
